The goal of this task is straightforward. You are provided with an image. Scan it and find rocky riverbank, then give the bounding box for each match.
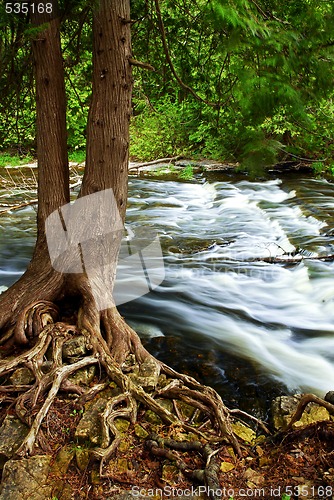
[0,374,333,500]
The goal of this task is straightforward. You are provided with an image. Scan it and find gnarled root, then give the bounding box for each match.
[0,290,251,492]
[286,393,334,430]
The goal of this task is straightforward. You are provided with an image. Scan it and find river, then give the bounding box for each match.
[1,170,334,418]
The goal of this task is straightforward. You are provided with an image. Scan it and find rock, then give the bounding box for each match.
[52,445,75,475]
[232,422,256,444]
[119,440,131,452]
[68,365,96,386]
[75,397,108,444]
[155,398,173,413]
[271,394,331,429]
[144,410,162,425]
[62,335,87,360]
[134,424,149,439]
[115,418,130,433]
[293,405,330,428]
[52,481,74,500]
[325,391,334,404]
[108,458,130,476]
[271,395,302,429]
[0,415,29,469]
[75,447,90,471]
[74,387,121,444]
[0,455,52,499]
[90,469,101,485]
[129,358,160,390]
[9,367,35,386]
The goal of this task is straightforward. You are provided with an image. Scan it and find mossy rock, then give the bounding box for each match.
[144,410,162,425]
[232,422,256,444]
[114,418,130,433]
[75,447,90,471]
[52,445,75,475]
[134,424,149,439]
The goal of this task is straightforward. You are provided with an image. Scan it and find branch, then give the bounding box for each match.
[249,0,290,25]
[0,199,38,213]
[153,0,221,108]
[129,155,181,171]
[128,58,155,71]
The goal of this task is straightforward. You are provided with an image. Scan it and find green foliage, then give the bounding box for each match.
[0,153,33,167]
[178,165,195,180]
[1,0,334,171]
[312,161,325,175]
[69,150,86,163]
[130,96,192,160]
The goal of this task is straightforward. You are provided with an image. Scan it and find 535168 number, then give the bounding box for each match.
[5,3,53,14]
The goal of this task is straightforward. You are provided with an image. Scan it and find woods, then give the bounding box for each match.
[1,0,334,171]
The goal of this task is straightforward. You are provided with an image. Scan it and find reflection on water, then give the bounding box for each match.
[1,172,334,415]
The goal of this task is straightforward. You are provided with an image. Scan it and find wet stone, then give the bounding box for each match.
[325,391,334,404]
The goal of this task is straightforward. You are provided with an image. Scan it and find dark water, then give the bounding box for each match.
[1,170,334,418]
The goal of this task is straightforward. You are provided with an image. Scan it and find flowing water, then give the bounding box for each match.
[1,170,334,417]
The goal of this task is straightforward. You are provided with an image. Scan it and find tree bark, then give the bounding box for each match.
[0,0,68,339]
[31,0,70,229]
[81,0,132,223]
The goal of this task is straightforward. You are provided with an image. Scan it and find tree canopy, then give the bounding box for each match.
[1,0,334,170]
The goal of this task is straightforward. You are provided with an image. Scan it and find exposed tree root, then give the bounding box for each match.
[286,393,334,430]
[0,288,258,491]
[146,433,222,500]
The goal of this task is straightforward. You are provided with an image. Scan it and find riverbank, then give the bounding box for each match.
[0,153,320,178]
[0,388,333,499]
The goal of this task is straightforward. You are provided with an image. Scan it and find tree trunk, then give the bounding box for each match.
[0,0,68,342]
[71,0,133,327]
[81,0,132,220]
